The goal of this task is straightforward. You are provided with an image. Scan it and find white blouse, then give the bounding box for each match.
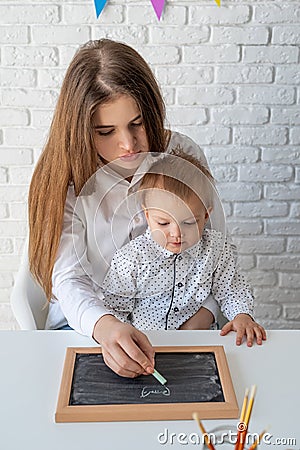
[46,131,219,336]
[102,228,254,330]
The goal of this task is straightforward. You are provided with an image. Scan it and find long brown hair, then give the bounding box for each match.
[28,39,167,300]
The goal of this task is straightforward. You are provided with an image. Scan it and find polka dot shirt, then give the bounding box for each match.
[101,229,254,330]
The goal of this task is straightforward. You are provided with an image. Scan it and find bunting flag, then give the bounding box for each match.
[150,0,165,20]
[94,0,107,18]
[94,0,220,20]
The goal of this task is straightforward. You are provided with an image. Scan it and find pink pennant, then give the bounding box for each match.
[150,0,165,20]
[94,0,219,21]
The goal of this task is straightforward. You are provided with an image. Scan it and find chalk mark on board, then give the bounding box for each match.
[140,385,171,398]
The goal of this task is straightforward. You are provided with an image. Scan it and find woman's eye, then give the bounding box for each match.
[184,221,197,226]
[97,129,114,136]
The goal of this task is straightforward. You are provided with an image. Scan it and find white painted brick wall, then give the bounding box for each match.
[0,0,299,330]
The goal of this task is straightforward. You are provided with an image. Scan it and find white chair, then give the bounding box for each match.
[10,243,226,331]
[10,244,48,330]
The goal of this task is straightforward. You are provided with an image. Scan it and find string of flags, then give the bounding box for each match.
[94,0,221,21]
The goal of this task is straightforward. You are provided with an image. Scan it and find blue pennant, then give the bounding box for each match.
[94,0,107,18]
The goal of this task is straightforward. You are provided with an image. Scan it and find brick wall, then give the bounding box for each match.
[0,0,299,329]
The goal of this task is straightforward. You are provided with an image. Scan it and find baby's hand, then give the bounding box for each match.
[220,313,267,347]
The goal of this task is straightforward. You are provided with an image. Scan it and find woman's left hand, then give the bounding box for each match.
[220,313,267,347]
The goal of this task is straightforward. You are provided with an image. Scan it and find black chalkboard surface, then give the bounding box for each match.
[70,352,224,405]
[55,346,239,422]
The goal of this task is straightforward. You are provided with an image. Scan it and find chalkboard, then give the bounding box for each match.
[55,346,239,422]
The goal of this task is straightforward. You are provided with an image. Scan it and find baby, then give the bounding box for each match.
[101,148,266,345]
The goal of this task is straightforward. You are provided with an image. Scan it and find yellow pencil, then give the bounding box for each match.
[234,388,249,450]
[244,385,257,426]
[240,387,249,423]
[249,429,268,450]
[192,413,216,450]
[238,385,257,450]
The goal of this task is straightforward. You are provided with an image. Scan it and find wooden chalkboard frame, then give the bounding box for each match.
[55,346,239,422]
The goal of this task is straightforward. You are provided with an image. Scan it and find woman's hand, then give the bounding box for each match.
[220,313,267,347]
[92,315,155,378]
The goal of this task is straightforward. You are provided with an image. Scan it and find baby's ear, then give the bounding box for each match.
[205,206,213,221]
[142,204,149,220]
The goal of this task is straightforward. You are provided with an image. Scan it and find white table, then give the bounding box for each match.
[0,330,299,450]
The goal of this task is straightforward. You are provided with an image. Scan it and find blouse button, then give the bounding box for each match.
[177,282,183,288]
[174,307,179,313]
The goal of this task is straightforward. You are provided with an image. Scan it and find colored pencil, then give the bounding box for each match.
[238,385,257,450]
[240,388,249,423]
[249,429,267,450]
[192,413,216,450]
[234,388,249,450]
[244,385,256,426]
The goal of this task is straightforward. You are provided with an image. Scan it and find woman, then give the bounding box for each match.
[29,39,233,378]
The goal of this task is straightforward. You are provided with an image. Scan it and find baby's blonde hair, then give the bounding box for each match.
[139,146,215,210]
